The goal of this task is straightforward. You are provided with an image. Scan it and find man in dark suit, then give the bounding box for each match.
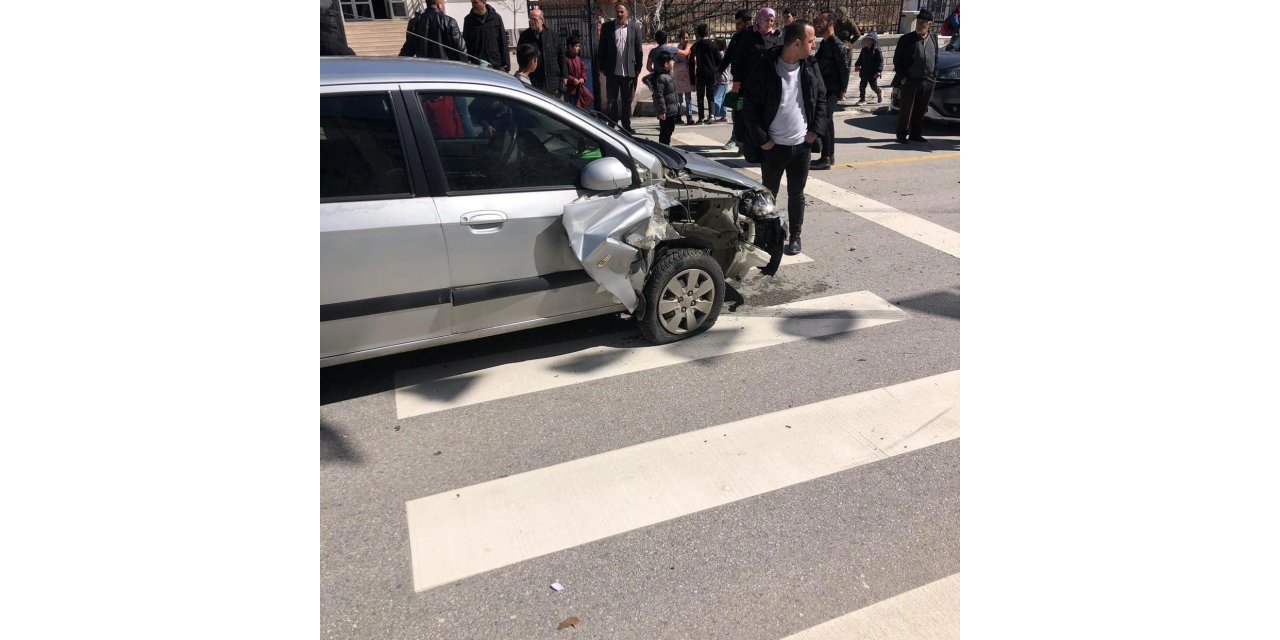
[597,2,644,133]
[517,8,567,96]
[399,0,465,61]
[891,10,940,143]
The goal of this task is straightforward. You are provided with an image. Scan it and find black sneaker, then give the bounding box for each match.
[785,236,802,255]
[809,158,832,170]
[896,136,908,144]
[909,135,928,143]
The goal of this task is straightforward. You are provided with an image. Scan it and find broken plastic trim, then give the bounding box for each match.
[561,186,681,312]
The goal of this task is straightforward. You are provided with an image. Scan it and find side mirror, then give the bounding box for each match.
[580,156,633,192]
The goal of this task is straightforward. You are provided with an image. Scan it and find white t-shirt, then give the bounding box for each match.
[768,58,807,146]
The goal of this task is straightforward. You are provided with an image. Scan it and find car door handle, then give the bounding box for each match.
[459,211,507,227]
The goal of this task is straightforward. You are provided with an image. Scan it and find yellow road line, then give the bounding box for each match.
[836,152,960,169]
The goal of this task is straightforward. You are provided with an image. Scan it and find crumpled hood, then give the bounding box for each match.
[672,147,765,191]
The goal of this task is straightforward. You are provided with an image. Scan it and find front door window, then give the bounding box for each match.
[418,92,610,193]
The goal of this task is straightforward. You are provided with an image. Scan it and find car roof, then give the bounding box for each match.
[320,56,523,89]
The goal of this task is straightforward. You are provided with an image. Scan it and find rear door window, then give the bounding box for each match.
[320,93,412,200]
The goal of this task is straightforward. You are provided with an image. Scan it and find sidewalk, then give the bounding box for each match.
[620,91,888,143]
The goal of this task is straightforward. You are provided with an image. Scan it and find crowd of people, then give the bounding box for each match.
[328,1,954,257]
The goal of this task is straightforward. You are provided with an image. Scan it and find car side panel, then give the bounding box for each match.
[433,189,616,333]
[320,199,453,359]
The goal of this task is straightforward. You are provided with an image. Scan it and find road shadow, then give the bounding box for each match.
[893,290,960,319]
[321,313,634,406]
[843,115,960,151]
[320,420,362,464]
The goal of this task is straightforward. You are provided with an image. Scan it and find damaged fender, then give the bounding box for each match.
[561,186,681,313]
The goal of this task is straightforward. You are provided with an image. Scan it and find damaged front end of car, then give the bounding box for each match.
[561,147,783,320]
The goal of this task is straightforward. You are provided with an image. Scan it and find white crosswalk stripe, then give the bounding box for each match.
[405,370,958,591]
[671,131,961,258]
[393,290,906,419]
[780,573,960,640]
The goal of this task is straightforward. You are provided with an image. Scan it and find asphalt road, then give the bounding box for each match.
[320,107,960,639]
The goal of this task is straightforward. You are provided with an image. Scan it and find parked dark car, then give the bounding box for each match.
[890,34,958,121]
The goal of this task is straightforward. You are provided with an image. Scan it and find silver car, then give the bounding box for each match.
[321,57,784,367]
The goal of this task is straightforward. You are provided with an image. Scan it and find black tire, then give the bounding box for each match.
[637,248,725,344]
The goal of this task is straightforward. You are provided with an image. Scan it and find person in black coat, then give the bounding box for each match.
[690,23,723,124]
[853,32,884,104]
[811,10,848,170]
[891,10,940,143]
[463,0,509,71]
[400,0,466,61]
[716,10,753,150]
[652,51,680,144]
[597,2,644,133]
[517,8,567,96]
[320,1,355,56]
[741,21,827,256]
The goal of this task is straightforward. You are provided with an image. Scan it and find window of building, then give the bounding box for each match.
[340,1,407,21]
[321,93,412,200]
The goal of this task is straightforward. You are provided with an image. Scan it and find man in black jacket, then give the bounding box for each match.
[518,8,567,96]
[742,21,827,256]
[811,10,848,170]
[463,0,508,71]
[597,2,644,134]
[400,0,465,61]
[891,10,940,143]
[321,1,355,56]
[716,9,753,151]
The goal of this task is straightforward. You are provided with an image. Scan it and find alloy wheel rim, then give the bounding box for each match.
[656,268,714,334]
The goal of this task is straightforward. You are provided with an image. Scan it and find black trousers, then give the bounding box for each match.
[818,94,839,161]
[607,74,637,128]
[896,78,935,138]
[658,115,676,144]
[760,142,811,238]
[858,77,882,100]
[696,79,714,121]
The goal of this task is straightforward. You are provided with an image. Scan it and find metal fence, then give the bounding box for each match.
[915,0,956,24]
[533,0,907,50]
[640,0,906,40]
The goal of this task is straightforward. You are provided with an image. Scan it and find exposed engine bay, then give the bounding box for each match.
[562,139,785,315]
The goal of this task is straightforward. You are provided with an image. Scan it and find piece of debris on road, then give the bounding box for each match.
[557,616,581,630]
[551,582,564,592]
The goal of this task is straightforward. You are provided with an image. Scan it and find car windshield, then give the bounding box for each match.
[945,34,959,52]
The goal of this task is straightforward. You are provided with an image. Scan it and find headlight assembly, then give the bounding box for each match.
[938,67,959,81]
[748,190,776,218]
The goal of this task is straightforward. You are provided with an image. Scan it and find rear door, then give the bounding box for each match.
[403,85,628,335]
[320,86,453,362]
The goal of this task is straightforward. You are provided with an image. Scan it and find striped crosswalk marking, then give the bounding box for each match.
[671,131,961,259]
[394,290,906,419]
[405,370,959,591]
[780,252,814,266]
[780,573,960,640]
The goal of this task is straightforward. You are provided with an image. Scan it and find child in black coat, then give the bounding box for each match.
[652,51,680,144]
[853,32,884,104]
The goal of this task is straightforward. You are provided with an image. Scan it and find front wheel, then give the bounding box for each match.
[637,248,725,344]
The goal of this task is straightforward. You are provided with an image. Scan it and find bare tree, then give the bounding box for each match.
[489,0,528,41]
